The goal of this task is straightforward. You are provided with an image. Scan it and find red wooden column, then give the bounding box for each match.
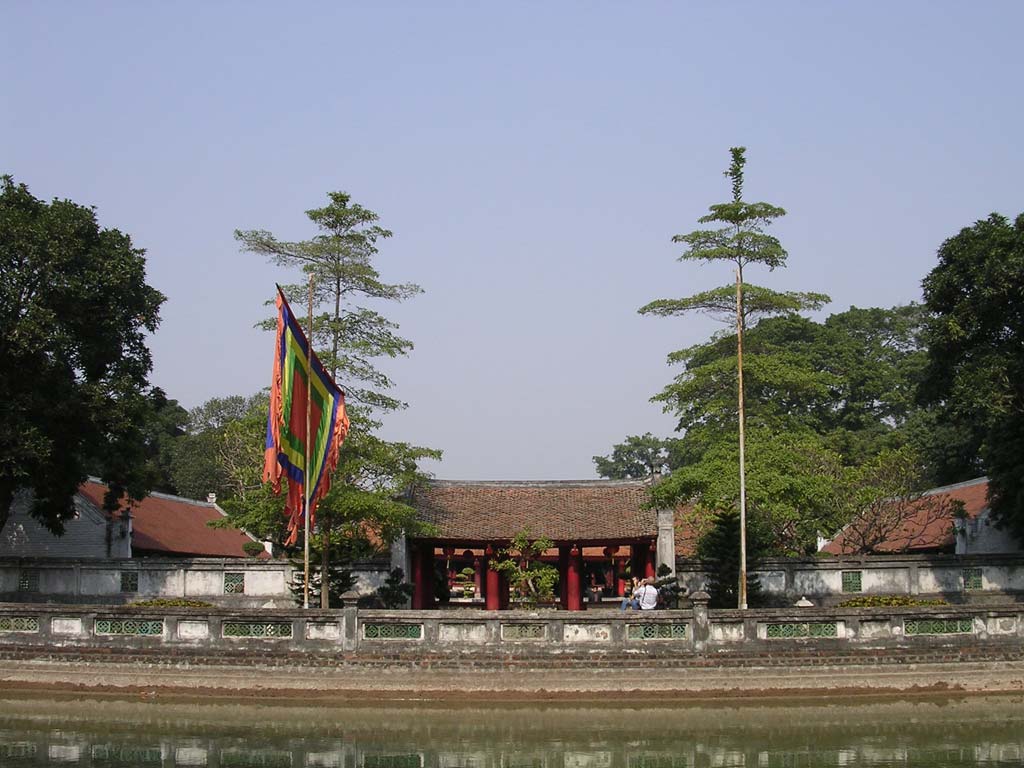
[498,571,510,610]
[473,555,483,593]
[411,544,425,609]
[558,545,570,609]
[423,545,437,607]
[633,544,647,585]
[645,541,657,579]
[484,545,501,610]
[566,544,582,611]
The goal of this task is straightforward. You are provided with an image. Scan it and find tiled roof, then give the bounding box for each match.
[410,480,657,543]
[821,477,989,555]
[79,481,261,558]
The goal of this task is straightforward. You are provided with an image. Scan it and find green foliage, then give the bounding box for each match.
[837,595,947,608]
[234,191,440,606]
[695,508,765,608]
[919,212,1024,542]
[490,529,559,606]
[593,433,678,479]
[242,541,265,557]
[129,598,214,609]
[0,176,166,532]
[376,567,415,609]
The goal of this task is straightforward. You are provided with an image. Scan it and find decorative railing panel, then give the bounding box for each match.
[95,618,164,636]
[627,623,687,640]
[905,618,974,636]
[765,621,838,639]
[501,623,545,641]
[363,623,423,640]
[222,621,292,638]
[0,616,39,633]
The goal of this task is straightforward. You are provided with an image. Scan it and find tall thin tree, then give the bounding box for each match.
[640,147,825,607]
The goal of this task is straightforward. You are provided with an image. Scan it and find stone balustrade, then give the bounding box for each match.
[2,597,1022,657]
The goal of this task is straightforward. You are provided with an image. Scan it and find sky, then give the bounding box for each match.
[3,2,1022,481]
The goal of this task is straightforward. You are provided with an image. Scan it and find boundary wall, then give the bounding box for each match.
[1,599,1022,657]
[2,553,1023,609]
[677,553,1024,604]
[0,557,390,608]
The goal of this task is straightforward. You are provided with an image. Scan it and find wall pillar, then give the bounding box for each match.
[566,545,582,611]
[656,508,676,574]
[558,546,570,609]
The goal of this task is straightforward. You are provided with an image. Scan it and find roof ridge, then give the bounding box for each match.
[921,476,988,497]
[427,478,653,488]
[85,477,216,507]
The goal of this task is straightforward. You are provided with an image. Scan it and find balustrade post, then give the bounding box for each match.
[690,590,710,651]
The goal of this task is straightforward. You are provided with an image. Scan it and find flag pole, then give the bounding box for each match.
[304,272,314,610]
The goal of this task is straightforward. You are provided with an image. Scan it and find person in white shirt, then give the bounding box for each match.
[637,577,659,611]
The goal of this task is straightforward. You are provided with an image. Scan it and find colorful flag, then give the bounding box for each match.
[263,287,350,546]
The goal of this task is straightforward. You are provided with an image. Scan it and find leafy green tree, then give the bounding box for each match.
[490,529,559,606]
[919,212,1024,541]
[829,446,963,554]
[236,192,439,606]
[593,433,678,479]
[0,176,165,531]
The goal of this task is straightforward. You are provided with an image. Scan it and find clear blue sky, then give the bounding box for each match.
[3,2,1021,480]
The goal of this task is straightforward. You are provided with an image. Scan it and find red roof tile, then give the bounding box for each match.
[821,477,988,555]
[79,481,261,558]
[411,480,657,543]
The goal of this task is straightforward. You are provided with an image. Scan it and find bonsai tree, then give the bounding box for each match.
[655,562,683,609]
[490,528,559,606]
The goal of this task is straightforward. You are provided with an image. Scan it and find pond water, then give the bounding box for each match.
[0,693,1022,767]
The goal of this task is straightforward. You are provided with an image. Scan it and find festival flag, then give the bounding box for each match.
[263,287,350,546]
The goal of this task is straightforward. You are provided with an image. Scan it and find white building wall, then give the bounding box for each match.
[0,491,130,559]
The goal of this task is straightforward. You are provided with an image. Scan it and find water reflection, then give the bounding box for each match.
[0,694,1022,766]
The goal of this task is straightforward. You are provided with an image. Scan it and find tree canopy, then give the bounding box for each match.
[235,191,439,606]
[0,176,165,531]
[920,212,1024,542]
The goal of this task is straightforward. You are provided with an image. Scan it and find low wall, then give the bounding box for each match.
[0,557,390,608]
[676,553,1024,604]
[1,600,1021,659]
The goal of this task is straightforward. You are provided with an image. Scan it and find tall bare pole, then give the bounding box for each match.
[303,273,314,610]
[735,268,748,610]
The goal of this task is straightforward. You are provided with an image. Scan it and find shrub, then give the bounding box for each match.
[130,598,214,609]
[243,541,265,557]
[838,595,948,608]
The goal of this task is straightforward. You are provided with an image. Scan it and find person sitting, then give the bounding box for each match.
[619,576,641,610]
[637,577,659,611]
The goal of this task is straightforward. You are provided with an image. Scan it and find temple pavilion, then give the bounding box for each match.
[399,479,676,610]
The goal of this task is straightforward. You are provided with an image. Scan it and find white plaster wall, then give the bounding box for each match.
[245,570,286,596]
[754,570,786,593]
[793,569,840,597]
[917,567,963,593]
[140,569,185,596]
[184,570,225,596]
[38,569,76,595]
[79,570,121,595]
[861,568,910,594]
